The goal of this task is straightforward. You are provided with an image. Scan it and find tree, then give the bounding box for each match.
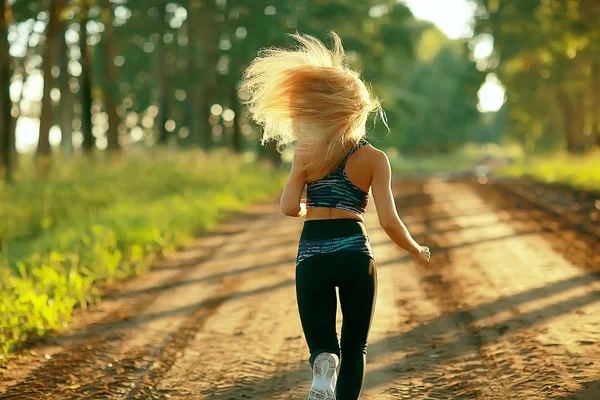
[472,0,600,152]
[400,43,483,153]
[593,62,600,145]
[197,0,219,150]
[37,0,60,161]
[54,0,73,158]
[3,0,455,168]
[185,0,200,146]
[230,87,242,153]
[155,0,170,145]
[101,0,121,152]
[79,0,94,153]
[0,0,13,182]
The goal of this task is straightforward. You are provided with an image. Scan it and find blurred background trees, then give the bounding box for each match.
[0,0,598,183]
[472,0,600,152]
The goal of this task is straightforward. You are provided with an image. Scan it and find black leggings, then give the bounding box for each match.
[296,221,377,400]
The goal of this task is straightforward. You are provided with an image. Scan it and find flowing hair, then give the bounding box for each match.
[239,32,386,173]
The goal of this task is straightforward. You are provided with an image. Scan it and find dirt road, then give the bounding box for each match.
[1,179,599,399]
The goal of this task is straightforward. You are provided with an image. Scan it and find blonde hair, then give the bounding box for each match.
[239,32,385,172]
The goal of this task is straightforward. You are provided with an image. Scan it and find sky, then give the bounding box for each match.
[402,0,506,113]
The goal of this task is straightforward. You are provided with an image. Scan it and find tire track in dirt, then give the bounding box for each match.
[476,181,599,272]
[465,181,600,399]
[347,179,598,399]
[391,180,600,399]
[363,181,511,399]
[151,214,309,399]
[0,205,286,399]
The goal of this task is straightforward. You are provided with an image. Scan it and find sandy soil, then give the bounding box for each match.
[1,179,599,400]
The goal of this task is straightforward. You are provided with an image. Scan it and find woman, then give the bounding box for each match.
[240,32,431,400]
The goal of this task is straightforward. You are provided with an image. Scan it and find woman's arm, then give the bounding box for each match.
[371,150,431,265]
[280,153,307,217]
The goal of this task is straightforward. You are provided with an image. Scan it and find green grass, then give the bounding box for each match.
[0,150,286,361]
[496,151,600,191]
[388,143,523,175]
[388,143,599,192]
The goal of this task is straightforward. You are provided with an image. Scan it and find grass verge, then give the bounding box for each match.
[388,143,523,176]
[496,151,600,191]
[0,150,285,362]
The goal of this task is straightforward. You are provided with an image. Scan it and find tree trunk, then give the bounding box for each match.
[186,0,200,146]
[577,0,600,147]
[574,92,587,152]
[80,2,94,153]
[56,0,73,158]
[0,0,13,182]
[198,0,218,151]
[37,0,59,162]
[155,0,169,145]
[58,42,73,157]
[560,91,585,153]
[592,62,600,146]
[199,80,215,150]
[101,0,121,152]
[230,87,242,153]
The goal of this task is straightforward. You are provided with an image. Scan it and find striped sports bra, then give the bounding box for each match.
[305,139,370,215]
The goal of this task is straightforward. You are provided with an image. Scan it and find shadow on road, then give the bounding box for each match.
[56,278,297,343]
[199,271,600,398]
[105,256,296,301]
[555,380,600,400]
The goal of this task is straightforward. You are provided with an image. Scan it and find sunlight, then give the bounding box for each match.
[402,0,476,39]
[21,72,43,102]
[15,116,39,153]
[473,34,494,60]
[478,73,506,112]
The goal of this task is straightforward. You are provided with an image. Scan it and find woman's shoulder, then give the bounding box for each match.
[361,140,388,160]
[354,141,390,175]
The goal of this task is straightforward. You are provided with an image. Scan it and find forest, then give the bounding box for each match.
[1,1,598,178]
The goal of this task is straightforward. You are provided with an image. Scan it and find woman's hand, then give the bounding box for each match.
[413,246,431,266]
[298,202,307,217]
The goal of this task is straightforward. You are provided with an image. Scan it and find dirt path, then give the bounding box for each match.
[1,180,599,399]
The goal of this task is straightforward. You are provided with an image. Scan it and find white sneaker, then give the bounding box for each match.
[308,352,339,400]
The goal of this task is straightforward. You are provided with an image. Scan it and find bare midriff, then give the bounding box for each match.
[305,207,364,222]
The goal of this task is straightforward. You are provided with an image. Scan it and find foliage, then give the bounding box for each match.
[472,0,600,152]
[396,39,485,153]
[0,151,285,362]
[3,0,490,160]
[496,151,600,190]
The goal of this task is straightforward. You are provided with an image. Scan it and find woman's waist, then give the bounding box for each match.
[300,218,368,241]
[305,207,364,222]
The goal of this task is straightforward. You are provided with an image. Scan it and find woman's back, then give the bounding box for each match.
[304,140,374,221]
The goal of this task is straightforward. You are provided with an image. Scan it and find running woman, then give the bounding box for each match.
[240,32,431,400]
